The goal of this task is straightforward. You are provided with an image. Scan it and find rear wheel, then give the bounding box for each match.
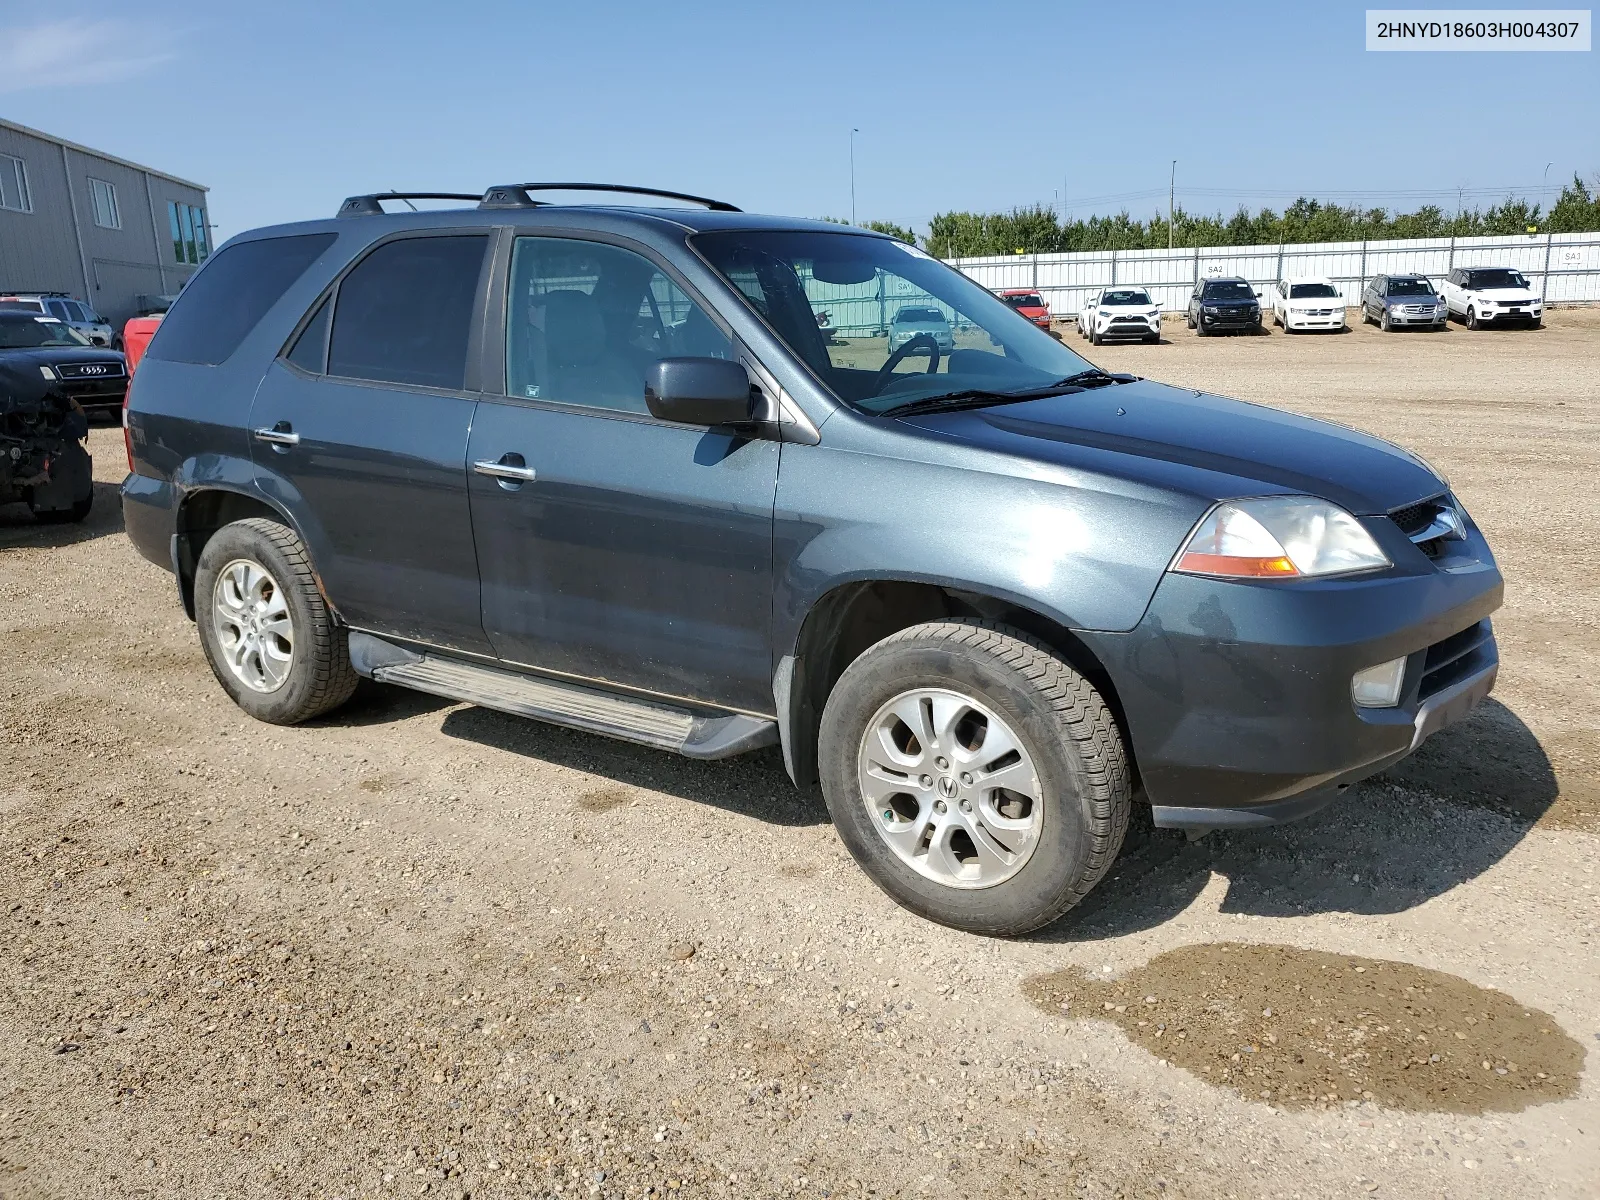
[818,620,1131,936]
[194,517,358,725]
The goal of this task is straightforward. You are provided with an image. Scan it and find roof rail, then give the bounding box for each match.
[478,183,740,212]
[337,192,486,218]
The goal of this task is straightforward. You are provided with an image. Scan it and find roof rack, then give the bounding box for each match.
[336,192,487,218]
[0,289,75,298]
[477,183,740,212]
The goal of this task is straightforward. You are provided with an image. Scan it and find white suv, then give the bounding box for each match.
[1076,286,1161,344]
[1442,267,1542,331]
[0,292,118,347]
[1270,276,1347,333]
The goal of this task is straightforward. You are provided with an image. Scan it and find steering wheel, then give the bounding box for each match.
[872,333,942,395]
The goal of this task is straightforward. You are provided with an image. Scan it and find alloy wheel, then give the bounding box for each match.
[857,688,1043,890]
[212,558,294,692]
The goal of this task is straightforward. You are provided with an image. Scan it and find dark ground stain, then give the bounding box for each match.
[1026,942,1585,1114]
[576,785,633,813]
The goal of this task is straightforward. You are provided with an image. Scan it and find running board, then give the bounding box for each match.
[348,632,776,759]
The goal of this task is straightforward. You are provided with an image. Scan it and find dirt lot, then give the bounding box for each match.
[2,309,1598,1200]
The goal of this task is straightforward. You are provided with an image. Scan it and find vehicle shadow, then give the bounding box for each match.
[0,480,126,551]
[439,703,826,828]
[1037,697,1558,942]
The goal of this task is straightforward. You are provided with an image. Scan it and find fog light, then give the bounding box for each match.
[1351,657,1407,708]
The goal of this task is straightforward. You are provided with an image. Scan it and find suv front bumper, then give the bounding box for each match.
[1078,524,1503,829]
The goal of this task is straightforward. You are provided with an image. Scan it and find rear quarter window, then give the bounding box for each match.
[147,232,337,366]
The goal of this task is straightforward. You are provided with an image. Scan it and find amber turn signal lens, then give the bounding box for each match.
[1174,552,1297,578]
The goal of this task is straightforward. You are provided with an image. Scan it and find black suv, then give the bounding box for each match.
[1187,277,1263,335]
[121,184,1503,935]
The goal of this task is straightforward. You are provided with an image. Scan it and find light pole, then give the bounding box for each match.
[1169,159,1177,251]
[849,129,859,226]
[1543,161,1554,214]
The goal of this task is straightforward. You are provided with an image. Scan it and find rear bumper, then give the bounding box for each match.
[1079,521,1503,827]
[121,471,178,570]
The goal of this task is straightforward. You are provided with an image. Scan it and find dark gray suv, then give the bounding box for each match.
[121,184,1503,935]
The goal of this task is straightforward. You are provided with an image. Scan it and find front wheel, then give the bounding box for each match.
[1467,306,1480,331]
[818,620,1132,936]
[194,517,358,724]
[1380,309,1392,333]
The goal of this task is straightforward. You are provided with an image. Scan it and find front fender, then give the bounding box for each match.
[772,439,1201,660]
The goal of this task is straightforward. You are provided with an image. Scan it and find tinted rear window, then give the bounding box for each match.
[148,233,336,365]
[327,235,487,390]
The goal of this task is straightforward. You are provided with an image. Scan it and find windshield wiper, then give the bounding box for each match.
[876,369,1138,419]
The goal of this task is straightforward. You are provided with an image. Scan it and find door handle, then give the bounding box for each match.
[253,425,300,447]
[473,458,537,483]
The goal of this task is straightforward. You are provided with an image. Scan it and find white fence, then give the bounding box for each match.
[946,231,1600,315]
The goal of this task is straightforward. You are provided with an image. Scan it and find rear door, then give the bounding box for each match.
[249,231,495,655]
[466,231,779,713]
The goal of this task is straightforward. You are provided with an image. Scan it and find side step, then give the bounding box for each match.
[348,632,777,760]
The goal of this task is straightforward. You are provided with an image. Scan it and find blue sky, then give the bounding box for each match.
[1,2,1594,241]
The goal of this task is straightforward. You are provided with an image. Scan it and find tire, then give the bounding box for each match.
[194,517,358,725]
[1380,309,1392,333]
[1467,306,1480,331]
[1088,325,1100,346]
[818,619,1132,936]
[1144,333,1159,344]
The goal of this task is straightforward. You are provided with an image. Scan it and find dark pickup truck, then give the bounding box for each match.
[121,184,1502,935]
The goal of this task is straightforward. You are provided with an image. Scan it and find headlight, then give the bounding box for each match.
[1203,305,1219,314]
[1174,496,1392,579]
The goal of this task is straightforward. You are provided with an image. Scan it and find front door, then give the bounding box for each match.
[467,233,779,713]
[250,231,494,655]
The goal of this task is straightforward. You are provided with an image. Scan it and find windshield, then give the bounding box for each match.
[1102,289,1151,306]
[693,230,1095,415]
[893,307,946,325]
[1003,293,1044,308]
[1467,269,1528,290]
[1203,281,1255,301]
[1289,283,1340,299]
[0,315,92,348]
[1387,278,1436,296]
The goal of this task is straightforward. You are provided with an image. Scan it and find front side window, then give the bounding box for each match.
[89,177,120,229]
[505,237,732,413]
[1289,283,1340,299]
[694,230,1095,415]
[0,154,30,212]
[328,235,487,390]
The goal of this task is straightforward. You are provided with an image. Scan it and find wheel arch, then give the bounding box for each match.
[776,577,1136,792]
[172,486,319,621]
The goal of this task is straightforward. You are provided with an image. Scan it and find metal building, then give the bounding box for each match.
[0,117,209,327]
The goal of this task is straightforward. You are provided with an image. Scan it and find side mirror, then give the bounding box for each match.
[644,358,755,427]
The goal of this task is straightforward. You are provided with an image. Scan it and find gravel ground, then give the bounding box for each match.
[2,308,1597,1199]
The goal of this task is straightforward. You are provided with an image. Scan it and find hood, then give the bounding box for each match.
[1471,286,1540,302]
[899,378,1443,514]
[0,345,126,367]
[1199,295,1259,308]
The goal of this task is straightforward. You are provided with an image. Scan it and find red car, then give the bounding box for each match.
[999,289,1051,328]
[122,315,162,375]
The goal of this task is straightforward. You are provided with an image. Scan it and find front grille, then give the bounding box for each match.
[1388,495,1445,539]
[54,361,125,379]
[1419,620,1494,699]
[1111,316,1148,324]
[1401,304,1435,314]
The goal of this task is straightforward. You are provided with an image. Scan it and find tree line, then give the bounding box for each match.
[851,176,1600,258]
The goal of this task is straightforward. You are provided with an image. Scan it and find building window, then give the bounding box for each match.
[0,154,29,213]
[89,177,120,228]
[168,200,209,263]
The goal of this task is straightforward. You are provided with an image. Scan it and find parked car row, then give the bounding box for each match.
[997,265,1545,343]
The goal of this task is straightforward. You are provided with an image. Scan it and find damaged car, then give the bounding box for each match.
[0,356,93,524]
[0,310,128,422]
